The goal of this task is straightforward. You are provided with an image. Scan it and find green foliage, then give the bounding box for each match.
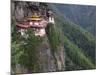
[64,36,95,69]
[62,22,96,64]
[46,23,64,71]
[11,20,42,72]
[11,19,23,69]
[46,23,61,52]
[51,4,96,35]
[18,29,42,72]
[53,10,96,70]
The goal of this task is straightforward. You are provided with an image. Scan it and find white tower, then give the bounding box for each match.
[48,16,55,24]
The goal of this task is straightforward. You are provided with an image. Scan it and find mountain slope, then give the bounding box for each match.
[51,5,96,70]
[49,4,96,35]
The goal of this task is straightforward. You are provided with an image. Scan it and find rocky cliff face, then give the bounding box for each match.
[11,1,65,74]
[11,1,33,20]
